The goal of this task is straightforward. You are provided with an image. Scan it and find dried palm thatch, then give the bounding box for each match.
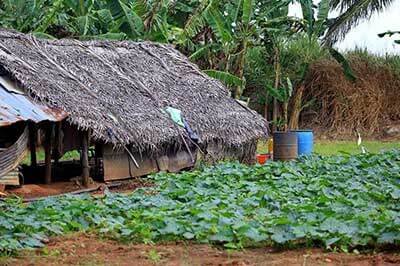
[302,57,400,137]
[0,29,268,160]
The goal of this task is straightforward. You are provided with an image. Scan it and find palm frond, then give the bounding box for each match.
[325,0,395,44]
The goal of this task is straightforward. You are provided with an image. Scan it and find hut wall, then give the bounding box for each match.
[203,139,258,164]
[102,145,196,181]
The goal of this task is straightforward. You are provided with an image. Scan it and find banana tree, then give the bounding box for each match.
[0,0,60,32]
[265,77,293,131]
[175,0,260,99]
[93,0,171,42]
[257,0,295,128]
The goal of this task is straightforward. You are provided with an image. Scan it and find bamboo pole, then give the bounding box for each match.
[81,131,90,187]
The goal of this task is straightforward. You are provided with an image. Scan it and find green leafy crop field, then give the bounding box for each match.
[1,150,400,253]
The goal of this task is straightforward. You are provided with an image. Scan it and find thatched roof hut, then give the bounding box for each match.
[0,29,268,165]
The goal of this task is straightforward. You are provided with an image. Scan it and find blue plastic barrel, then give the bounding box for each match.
[292,130,313,156]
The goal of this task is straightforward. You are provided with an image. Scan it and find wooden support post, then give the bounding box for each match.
[28,123,37,167]
[53,121,62,165]
[44,124,53,184]
[94,143,104,180]
[81,131,90,187]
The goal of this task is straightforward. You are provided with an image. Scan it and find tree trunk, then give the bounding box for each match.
[288,83,305,130]
[81,131,90,188]
[272,48,281,132]
[283,102,288,132]
[264,94,269,121]
[235,40,248,99]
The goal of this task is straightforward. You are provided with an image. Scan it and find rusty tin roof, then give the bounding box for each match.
[0,77,67,127]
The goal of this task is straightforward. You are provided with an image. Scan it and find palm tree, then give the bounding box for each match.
[325,0,396,45]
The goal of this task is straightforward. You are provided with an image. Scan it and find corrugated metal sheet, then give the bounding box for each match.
[0,76,67,126]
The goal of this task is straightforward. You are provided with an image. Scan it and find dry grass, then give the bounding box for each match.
[302,55,400,137]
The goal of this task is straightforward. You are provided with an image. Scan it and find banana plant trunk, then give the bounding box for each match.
[234,40,248,99]
[283,102,288,132]
[288,83,305,130]
[272,48,281,132]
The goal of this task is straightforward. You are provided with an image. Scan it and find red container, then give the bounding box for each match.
[256,154,269,164]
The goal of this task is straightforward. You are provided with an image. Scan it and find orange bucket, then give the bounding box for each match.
[256,154,269,164]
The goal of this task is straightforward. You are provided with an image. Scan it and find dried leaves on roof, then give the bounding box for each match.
[0,29,268,153]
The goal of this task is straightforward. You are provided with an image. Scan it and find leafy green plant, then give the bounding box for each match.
[265,77,292,130]
[147,249,161,263]
[1,150,400,253]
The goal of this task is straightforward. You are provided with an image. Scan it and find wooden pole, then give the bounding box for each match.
[28,123,37,167]
[44,124,53,184]
[81,131,90,187]
[53,121,62,165]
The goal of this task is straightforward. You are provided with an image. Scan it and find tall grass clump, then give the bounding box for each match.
[302,49,400,136]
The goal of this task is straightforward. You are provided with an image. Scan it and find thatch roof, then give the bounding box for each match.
[0,29,268,155]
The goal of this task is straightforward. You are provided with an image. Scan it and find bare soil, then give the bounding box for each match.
[3,179,151,199]
[6,182,93,198]
[2,234,400,266]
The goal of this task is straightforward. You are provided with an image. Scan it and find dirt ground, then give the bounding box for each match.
[5,182,93,198]
[2,234,399,266]
[3,179,151,199]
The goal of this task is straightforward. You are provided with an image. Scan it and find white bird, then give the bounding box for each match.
[357,132,367,154]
